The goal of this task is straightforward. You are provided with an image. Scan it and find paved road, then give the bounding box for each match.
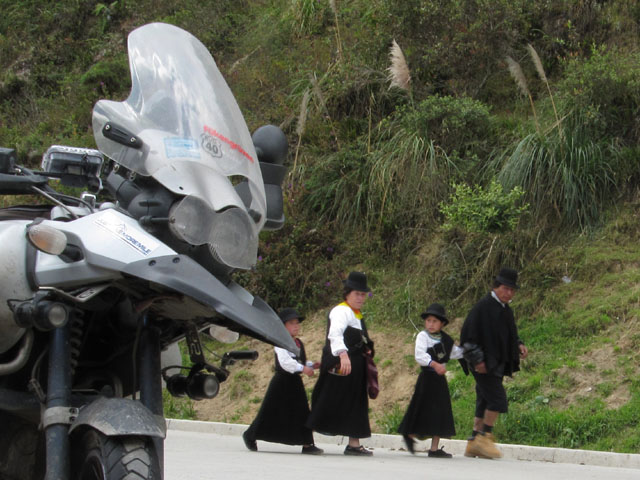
[164,429,640,480]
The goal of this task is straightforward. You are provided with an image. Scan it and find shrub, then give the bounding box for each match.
[439,179,528,234]
[363,95,494,247]
[558,46,640,145]
[493,108,621,230]
[80,57,130,94]
[396,96,494,160]
[299,142,371,228]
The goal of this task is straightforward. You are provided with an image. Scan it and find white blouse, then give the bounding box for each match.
[274,346,313,374]
[327,304,362,356]
[414,330,464,367]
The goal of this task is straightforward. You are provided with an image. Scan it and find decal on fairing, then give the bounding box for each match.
[200,132,223,158]
[94,210,160,256]
[163,137,201,159]
[203,125,254,163]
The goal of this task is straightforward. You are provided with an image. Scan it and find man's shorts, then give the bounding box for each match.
[472,371,508,416]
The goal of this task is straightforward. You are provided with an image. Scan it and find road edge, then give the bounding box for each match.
[166,418,640,469]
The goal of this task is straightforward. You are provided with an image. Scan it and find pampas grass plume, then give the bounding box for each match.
[388,39,411,91]
[506,56,530,98]
[527,44,547,83]
[506,55,539,132]
[296,89,310,137]
[527,43,561,129]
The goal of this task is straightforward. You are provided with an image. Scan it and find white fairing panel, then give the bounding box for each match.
[0,221,33,353]
[34,209,178,288]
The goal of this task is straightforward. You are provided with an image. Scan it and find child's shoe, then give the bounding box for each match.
[301,444,324,455]
[344,445,373,456]
[242,430,257,451]
[402,434,416,454]
[428,447,452,458]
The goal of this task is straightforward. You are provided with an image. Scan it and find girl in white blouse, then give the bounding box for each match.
[398,303,463,458]
[243,308,323,454]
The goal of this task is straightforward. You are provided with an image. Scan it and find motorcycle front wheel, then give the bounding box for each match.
[72,429,161,480]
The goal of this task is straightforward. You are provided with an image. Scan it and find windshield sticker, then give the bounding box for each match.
[203,125,254,163]
[164,138,200,159]
[94,210,160,256]
[201,132,223,158]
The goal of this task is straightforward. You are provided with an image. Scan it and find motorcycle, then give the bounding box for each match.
[0,23,297,479]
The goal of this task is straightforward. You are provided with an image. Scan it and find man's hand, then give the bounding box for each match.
[519,344,529,359]
[474,361,487,374]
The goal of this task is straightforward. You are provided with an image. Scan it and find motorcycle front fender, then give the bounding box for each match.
[69,397,165,438]
[121,254,299,354]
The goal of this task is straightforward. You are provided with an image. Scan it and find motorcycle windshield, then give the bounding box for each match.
[92,22,266,227]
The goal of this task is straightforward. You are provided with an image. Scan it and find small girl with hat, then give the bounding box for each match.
[243,307,323,454]
[398,303,464,458]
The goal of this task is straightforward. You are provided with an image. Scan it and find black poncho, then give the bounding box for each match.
[460,292,522,377]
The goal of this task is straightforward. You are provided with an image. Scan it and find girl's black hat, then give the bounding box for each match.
[278,307,305,323]
[420,303,449,325]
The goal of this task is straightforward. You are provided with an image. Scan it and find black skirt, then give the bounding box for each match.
[397,368,455,438]
[306,351,371,438]
[245,371,313,445]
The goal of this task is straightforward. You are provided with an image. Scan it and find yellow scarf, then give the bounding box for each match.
[339,301,362,319]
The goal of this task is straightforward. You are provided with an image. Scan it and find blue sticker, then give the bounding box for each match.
[164,138,200,159]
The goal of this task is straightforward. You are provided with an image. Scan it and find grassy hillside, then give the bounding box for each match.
[2,0,640,453]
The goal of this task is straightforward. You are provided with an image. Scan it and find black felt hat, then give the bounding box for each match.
[420,303,449,325]
[495,267,519,289]
[278,307,305,323]
[343,271,371,292]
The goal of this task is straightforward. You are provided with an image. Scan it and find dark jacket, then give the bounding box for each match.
[460,292,522,377]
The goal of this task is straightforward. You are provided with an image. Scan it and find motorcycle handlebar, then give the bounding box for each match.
[223,350,258,361]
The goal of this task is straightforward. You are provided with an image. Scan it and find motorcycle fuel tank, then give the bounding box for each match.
[0,221,34,353]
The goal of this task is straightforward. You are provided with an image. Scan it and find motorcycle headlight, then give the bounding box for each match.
[207,207,257,269]
[168,195,213,246]
[169,195,258,269]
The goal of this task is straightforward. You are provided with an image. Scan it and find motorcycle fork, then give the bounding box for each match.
[137,316,164,477]
[44,323,72,480]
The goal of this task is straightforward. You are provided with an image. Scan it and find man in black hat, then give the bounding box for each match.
[460,267,528,459]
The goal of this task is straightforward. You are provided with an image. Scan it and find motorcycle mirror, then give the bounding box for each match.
[252,125,287,165]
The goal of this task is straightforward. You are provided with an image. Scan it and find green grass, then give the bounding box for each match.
[375,402,405,434]
[162,389,197,420]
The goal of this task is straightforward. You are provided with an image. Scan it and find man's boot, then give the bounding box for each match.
[464,437,480,457]
[473,432,502,459]
[464,436,490,458]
